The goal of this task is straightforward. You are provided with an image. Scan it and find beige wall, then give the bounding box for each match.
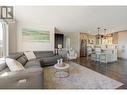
[0,47,2,57]
[113,32,118,44]
[9,23,17,53]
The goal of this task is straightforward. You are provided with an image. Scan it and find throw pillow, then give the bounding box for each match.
[6,58,25,71]
[24,51,36,60]
[17,55,28,66]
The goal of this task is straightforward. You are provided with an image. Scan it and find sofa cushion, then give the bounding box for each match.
[6,58,25,71]
[17,55,28,66]
[39,55,62,66]
[7,52,23,60]
[34,51,54,59]
[0,67,10,76]
[24,60,41,68]
[0,61,7,71]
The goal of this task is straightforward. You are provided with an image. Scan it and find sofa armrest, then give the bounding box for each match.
[0,67,43,89]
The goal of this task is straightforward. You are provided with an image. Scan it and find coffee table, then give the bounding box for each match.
[54,63,70,78]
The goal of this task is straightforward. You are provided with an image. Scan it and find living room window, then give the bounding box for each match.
[0,21,9,57]
[0,22,3,57]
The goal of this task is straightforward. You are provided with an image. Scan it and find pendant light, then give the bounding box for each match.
[97,27,100,39]
[104,29,107,39]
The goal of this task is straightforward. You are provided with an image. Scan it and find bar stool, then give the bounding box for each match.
[99,53,108,64]
[91,52,96,61]
[87,46,92,60]
[99,53,108,70]
[92,48,101,62]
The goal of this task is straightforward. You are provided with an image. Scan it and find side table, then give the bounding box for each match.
[54,63,70,78]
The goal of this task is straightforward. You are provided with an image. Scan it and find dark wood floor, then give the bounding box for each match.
[73,57,127,89]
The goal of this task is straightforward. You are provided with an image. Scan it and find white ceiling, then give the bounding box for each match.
[15,6,127,34]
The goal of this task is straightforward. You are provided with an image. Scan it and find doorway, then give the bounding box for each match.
[80,33,87,57]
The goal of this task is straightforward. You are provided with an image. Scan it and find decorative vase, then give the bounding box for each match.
[59,59,65,67]
[57,59,65,67]
[60,59,63,64]
[57,60,60,66]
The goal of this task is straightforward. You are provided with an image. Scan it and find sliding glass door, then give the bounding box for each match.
[0,22,3,57]
[0,22,8,58]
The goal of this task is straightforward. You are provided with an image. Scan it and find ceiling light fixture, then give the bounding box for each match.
[97,27,101,39]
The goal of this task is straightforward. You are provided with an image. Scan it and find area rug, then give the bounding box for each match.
[44,62,123,89]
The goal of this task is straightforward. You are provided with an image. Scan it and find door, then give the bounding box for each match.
[80,33,87,57]
[55,33,64,49]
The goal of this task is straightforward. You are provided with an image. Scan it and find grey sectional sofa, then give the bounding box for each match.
[0,51,63,89]
[34,51,62,67]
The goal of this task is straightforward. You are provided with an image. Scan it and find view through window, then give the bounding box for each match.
[0,22,3,57]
